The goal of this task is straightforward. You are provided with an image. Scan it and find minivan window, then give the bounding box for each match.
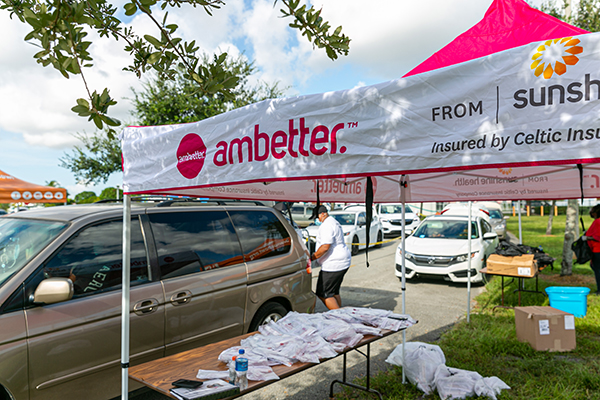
[488,209,503,219]
[149,211,243,279]
[41,218,148,297]
[0,218,67,288]
[228,210,291,262]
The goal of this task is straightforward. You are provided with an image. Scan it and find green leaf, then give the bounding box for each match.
[71,105,91,115]
[93,114,104,129]
[101,115,121,127]
[147,52,161,64]
[124,3,138,16]
[144,34,163,48]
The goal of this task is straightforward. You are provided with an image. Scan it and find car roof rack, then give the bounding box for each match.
[155,198,267,207]
[93,196,268,207]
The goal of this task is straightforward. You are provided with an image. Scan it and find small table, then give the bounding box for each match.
[129,328,403,399]
[481,266,547,309]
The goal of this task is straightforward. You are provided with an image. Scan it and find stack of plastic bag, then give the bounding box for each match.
[207,307,416,383]
[385,342,510,400]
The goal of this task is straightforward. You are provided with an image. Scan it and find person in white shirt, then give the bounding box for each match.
[310,205,351,309]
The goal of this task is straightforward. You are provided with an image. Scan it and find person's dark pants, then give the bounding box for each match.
[315,269,348,299]
[590,252,600,294]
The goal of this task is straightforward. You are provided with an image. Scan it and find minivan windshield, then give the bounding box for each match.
[413,219,479,239]
[0,217,67,287]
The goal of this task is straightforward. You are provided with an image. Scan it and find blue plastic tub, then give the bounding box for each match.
[545,286,591,317]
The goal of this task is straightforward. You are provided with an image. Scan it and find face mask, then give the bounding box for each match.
[315,219,322,226]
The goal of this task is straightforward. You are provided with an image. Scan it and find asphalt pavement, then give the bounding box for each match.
[132,237,486,399]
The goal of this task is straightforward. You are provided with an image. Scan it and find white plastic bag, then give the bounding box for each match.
[247,365,280,382]
[433,365,482,400]
[196,369,229,380]
[385,342,446,394]
[474,376,511,400]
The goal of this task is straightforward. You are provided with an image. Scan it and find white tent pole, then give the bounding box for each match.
[400,176,407,385]
[121,195,131,399]
[518,200,523,244]
[467,201,472,323]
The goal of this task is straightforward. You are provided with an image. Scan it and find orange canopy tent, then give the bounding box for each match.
[0,169,67,203]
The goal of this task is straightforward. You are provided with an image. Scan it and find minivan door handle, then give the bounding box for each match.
[170,290,192,306]
[133,298,159,315]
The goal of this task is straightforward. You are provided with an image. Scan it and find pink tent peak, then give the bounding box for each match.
[404,0,589,77]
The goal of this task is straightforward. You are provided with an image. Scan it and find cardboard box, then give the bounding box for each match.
[486,254,537,277]
[514,306,576,352]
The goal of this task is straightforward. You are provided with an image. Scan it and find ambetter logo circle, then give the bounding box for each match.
[176,133,207,179]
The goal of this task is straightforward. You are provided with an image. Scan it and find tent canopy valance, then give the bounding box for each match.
[0,169,67,203]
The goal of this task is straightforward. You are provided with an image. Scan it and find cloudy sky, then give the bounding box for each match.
[0,0,546,197]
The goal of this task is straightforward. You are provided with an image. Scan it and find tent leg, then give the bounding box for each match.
[400,177,407,384]
[467,201,472,323]
[121,195,131,399]
[518,200,523,244]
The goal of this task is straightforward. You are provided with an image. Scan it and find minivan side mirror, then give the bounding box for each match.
[32,278,74,305]
[483,232,498,240]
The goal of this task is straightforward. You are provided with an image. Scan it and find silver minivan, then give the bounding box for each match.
[0,200,314,400]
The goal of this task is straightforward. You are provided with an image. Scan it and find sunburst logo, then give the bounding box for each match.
[531,37,583,79]
[498,167,513,175]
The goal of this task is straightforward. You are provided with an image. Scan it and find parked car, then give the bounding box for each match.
[305,209,383,255]
[375,203,421,237]
[290,203,317,227]
[0,200,314,400]
[474,201,507,239]
[394,214,499,283]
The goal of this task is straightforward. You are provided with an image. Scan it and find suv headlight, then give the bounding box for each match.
[455,251,479,262]
[397,248,414,260]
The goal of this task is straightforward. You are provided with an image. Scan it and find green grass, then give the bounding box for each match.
[334,216,600,400]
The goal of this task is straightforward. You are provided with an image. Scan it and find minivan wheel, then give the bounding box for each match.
[249,302,288,332]
[0,385,12,400]
[351,236,359,255]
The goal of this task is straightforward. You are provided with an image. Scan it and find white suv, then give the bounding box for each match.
[376,203,421,237]
[395,214,498,283]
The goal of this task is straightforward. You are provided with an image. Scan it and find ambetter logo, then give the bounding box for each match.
[531,37,583,79]
[177,133,207,179]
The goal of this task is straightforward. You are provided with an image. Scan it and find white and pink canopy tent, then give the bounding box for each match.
[118,0,600,395]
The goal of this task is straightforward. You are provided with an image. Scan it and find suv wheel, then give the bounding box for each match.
[351,236,360,256]
[375,231,383,248]
[249,302,288,332]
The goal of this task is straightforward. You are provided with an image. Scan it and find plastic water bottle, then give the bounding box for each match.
[228,356,236,385]
[235,349,248,391]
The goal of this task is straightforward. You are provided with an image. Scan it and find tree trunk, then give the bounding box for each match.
[561,199,579,276]
[546,200,556,235]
